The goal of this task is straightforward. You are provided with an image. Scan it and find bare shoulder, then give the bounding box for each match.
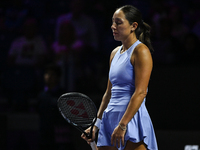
[110,46,121,63]
[134,43,151,55]
[131,43,152,65]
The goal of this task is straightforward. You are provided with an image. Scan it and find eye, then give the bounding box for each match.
[116,21,122,25]
[112,18,123,25]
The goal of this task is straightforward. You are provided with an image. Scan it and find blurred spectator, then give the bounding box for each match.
[55,0,98,51]
[37,64,75,150]
[3,18,47,111]
[51,20,84,91]
[8,18,47,67]
[7,17,48,91]
[55,3,101,91]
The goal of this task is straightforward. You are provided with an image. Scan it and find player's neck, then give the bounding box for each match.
[122,37,137,52]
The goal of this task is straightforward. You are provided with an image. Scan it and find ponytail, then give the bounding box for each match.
[136,21,154,53]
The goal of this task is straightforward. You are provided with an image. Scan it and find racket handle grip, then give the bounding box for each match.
[90,141,98,150]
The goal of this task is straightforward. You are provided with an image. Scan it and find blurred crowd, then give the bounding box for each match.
[0,0,200,149]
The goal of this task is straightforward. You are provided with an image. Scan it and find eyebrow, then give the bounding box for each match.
[112,17,123,21]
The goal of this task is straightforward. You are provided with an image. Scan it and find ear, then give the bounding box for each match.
[131,22,138,32]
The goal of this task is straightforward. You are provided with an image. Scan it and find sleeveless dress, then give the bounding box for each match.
[97,40,158,150]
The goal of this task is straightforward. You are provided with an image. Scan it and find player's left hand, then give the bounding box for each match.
[111,125,126,148]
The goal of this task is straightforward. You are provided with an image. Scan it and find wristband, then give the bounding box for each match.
[119,123,127,131]
[94,118,101,129]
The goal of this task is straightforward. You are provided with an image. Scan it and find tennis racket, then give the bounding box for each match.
[57,92,98,150]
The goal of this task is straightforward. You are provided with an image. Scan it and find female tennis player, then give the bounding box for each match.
[82,5,158,150]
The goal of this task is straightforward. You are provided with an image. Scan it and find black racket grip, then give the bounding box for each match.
[84,125,94,139]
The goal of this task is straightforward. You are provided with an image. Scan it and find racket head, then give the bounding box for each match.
[57,92,97,127]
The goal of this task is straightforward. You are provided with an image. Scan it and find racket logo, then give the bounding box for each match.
[67,100,89,119]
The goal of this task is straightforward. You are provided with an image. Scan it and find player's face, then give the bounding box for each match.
[111,9,133,41]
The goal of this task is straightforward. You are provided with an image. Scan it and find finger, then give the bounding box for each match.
[87,138,93,143]
[81,133,85,139]
[114,137,117,147]
[111,134,114,145]
[117,138,120,148]
[111,135,116,146]
[81,133,89,141]
[121,136,125,146]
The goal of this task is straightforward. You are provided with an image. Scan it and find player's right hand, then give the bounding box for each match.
[81,126,97,144]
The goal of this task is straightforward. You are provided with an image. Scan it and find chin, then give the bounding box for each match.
[113,36,121,41]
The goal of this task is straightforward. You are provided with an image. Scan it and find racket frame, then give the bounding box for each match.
[57,92,97,139]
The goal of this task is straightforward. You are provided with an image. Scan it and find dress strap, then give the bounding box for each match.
[127,40,141,57]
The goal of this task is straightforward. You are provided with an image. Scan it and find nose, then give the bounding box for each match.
[111,23,116,30]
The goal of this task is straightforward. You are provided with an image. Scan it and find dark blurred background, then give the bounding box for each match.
[0,0,200,149]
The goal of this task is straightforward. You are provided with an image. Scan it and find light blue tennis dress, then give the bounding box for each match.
[97,40,158,150]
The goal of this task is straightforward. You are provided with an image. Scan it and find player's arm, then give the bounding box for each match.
[119,43,153,127]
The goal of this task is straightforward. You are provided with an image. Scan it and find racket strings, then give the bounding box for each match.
[58,96,96,126]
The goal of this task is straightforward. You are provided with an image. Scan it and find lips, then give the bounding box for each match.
[113,32,118,36]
